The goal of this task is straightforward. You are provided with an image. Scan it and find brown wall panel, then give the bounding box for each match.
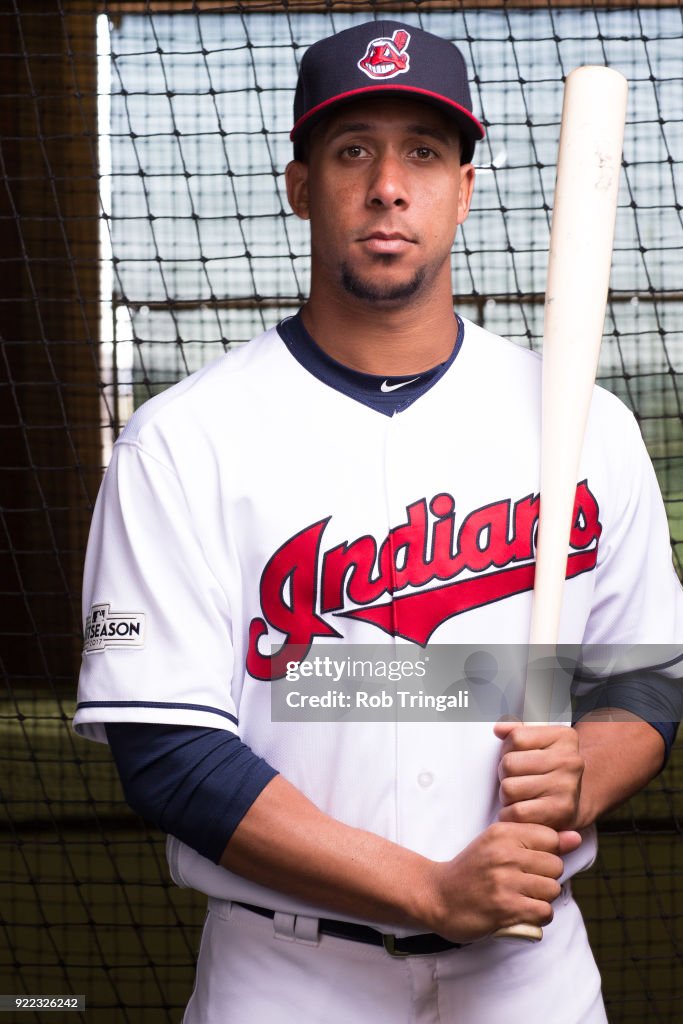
[1,3,102,691]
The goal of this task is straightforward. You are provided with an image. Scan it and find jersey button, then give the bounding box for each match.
[417,772,434,788]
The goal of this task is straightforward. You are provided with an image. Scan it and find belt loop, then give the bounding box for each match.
[207,896,234,922]
[273,912,321,946]
[273,912,296,942]
[294,915,320,946]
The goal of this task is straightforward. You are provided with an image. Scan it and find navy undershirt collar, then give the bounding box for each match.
[277,311,464,416]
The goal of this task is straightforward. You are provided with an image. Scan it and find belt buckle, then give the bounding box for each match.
[382,933,410,958]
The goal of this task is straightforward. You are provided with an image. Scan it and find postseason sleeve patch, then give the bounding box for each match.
[83,603,146,654]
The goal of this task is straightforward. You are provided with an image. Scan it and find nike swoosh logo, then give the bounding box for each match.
[380,377,420,393]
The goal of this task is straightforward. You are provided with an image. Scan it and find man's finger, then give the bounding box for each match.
[557,830,583,855]
[498,749,564,781]
[495,722,572,752]
[501,822,574,854]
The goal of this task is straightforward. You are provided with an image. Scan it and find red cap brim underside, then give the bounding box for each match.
[290,85,485,143]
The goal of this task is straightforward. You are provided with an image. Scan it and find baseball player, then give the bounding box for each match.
[74,21,682,1023]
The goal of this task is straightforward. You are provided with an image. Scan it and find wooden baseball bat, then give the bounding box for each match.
[494,65,628,942]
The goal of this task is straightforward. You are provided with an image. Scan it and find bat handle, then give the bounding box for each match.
[493,922,543,942]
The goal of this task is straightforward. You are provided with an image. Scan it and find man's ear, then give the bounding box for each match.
[456,163,476,226]
[285,160,310,220]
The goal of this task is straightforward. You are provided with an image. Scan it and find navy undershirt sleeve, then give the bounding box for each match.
[105,722,279,863]
[572,671,682,768]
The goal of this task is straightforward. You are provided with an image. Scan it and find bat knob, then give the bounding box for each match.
[493,923,543,942]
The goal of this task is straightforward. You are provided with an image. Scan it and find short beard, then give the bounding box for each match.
[340,261,426,305]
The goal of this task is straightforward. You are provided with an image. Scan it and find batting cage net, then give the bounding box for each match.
[1,1,682,1020]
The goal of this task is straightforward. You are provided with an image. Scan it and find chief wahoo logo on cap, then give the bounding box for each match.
[358,29,411,80]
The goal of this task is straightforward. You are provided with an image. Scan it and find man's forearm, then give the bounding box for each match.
[573,716,666,829]
[219,773,582,943]
[219,773,434,930]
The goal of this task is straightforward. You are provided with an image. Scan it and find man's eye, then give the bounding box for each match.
[343,145,364,158]
[413,146,436,160]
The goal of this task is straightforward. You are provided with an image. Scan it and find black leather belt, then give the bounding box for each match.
[232,901,468,957]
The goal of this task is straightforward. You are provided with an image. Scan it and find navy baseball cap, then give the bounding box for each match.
[291,21,485,163]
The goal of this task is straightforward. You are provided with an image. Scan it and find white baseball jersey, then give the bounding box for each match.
[75,316,682,933]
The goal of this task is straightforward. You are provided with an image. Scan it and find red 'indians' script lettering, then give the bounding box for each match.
[246,481,601,680]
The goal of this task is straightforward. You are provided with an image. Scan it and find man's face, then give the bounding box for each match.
[286,96,475,307]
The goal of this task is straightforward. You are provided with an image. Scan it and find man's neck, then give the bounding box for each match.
[300,284,460,376]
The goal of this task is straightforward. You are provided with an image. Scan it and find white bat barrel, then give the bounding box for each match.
[531,66,628,648]
[494,66,627,944]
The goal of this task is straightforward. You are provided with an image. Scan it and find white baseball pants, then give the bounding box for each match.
[182,884,607,1024]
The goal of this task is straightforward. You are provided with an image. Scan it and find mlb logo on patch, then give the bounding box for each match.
[358,29,411,80]
[83,603,146,654]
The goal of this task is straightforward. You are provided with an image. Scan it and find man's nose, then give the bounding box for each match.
[367,152,409,208]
